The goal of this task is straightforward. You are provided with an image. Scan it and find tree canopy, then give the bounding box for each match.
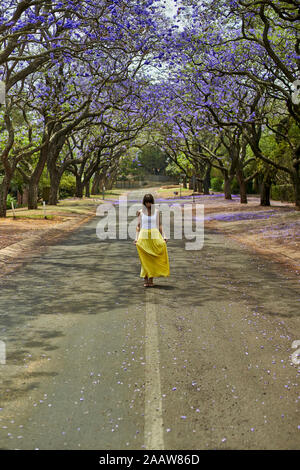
[0,0,299,216]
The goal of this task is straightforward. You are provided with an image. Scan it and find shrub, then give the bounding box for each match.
[246,180,255,194]
[230,176,240,194]
[41,186,51,203]
[6,194,17,209]
[210,177,223,191]
[59,174,76,199]
[271,184,295,202]
[217,177,240,194]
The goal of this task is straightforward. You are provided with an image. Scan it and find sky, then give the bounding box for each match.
[164,0,178,18]
[162,0,185,31]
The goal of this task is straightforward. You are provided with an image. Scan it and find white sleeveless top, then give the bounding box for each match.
[140,208,158,229]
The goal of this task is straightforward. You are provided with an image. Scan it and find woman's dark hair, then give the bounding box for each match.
[142,193,155,206]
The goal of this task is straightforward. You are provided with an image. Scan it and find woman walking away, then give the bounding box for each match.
[134,193,170,287]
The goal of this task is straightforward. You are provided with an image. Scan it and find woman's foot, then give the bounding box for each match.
[148,278,154,287]
[144,277,149,287]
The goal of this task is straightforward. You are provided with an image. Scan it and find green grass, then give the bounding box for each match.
[156,186,193,198]
[6,213,55,220]
[90,189,129,199]
[158,187,191,192]
[5,190,128,219]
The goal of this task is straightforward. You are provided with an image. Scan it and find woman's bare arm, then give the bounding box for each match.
[134,210,141,243]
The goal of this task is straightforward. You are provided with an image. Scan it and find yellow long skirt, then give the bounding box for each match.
[136,228,170,278]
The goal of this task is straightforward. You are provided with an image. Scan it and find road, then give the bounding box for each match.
[0,188,299,450]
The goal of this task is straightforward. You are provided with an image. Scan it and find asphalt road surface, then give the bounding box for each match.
[0,188,299,450]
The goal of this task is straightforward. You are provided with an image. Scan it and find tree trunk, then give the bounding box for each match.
[291,145,300,209]
[291,166,300,209]
[0,176,10,218]
[260,171,272,206]
[46,131,67,206]
[27,182,39,210]
[223,174,232,200]
[85,181,90,198]
[105,179,111,190]
[236,168,247,203]
[91,172,101,195]
[106,178,114,190]
[48,172,61,205]
[27,143,49,210]
[196,178,203,193]
[100,175,107,191]
[203,164,211,195]
[260,181,271,206]
[75,176,84,198]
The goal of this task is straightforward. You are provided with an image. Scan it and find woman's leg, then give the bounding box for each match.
[144,276,149,287]
[148,277,154,286]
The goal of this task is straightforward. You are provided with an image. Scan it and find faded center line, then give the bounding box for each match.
[144,288,164,450]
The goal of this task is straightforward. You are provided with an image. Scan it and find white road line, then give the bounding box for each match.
[144,288,164,450]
